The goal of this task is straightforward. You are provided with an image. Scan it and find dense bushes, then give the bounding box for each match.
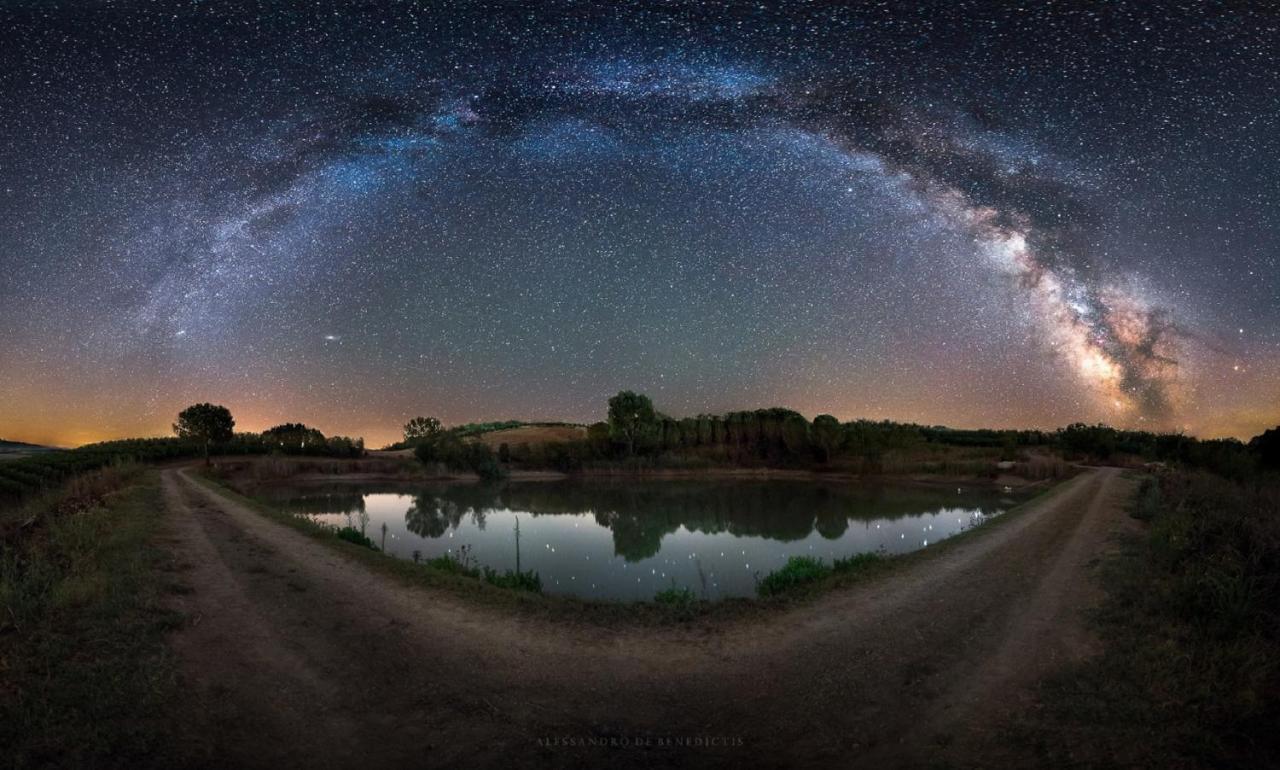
[414,435,505,480]
[1057,421,1263,477]
[394,392,1276,480]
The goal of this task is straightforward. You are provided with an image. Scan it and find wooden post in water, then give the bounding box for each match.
[514,516,521,574]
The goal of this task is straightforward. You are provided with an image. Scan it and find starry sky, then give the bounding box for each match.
[1,1,1277,448]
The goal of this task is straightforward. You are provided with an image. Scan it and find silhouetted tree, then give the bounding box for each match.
[781,414,810,457]
[811,414,842,463]
[586,422,612,454]
[403,416,444,444]
[173,403,234,465]
[607,391,656,456]
[1249,426,1280,470]
[262,423,325,452]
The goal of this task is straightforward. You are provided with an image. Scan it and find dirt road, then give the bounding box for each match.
[159,466,1133,769]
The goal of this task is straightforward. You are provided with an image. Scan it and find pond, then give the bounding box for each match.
[250,479,1027,600]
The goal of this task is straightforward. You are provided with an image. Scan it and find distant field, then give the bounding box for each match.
[471,424,586,448]
[372,424,587,457]
[0,440,57,462]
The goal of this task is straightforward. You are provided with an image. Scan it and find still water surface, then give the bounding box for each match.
[251,479,1024,600]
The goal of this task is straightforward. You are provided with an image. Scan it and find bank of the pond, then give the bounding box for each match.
[213,453,1066,488]
[0,467,188,767]
[191,467,1068,624]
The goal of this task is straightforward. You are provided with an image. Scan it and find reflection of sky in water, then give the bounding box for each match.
[264,482,1015,600]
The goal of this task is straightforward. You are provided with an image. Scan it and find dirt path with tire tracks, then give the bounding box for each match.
[157,466,1132,768]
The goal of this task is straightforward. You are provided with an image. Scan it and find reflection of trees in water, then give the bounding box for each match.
[496,481,1007,561]
[254,486,367,516]
[813,507,849,539]
[404,496,461,538]
[403,491,495,538]
[268,480,1011,559]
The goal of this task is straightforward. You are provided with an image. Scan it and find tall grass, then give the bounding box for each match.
[1012,455,1072,481]
[1024,470,1280,767]
[757,556,832,596]
[206,455,418,485]
[0,466,184,766]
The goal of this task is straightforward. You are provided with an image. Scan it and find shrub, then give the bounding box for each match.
[481,566,542,593]
[757,556,832,596]
[654,584,696,607]
[425,545,479,578]
[832,551,884,573]
[415,437,506,480]
[1129,476,1161,521]
[335,526,377,550]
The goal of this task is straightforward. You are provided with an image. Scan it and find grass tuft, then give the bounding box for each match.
[654,584,696,607]
[335,526,378,550]
[757,556,832,596]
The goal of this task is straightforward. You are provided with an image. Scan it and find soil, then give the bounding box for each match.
[159,466,1133,769]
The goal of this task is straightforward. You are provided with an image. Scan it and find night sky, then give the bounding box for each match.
[1,2,1277,448]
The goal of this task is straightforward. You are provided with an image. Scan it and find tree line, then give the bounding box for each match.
[399,391,1280,478]
[0,403,370,501]
[172,403,364,464]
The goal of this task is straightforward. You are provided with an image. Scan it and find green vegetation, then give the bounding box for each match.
[401,415,444,444]
[754,554,870,596]
[172,402,234,464]
[194,455,1072,624]
[385,419,580,451]
[0,466,184,766]
[832,551,886,574]
[654,584,697,608]
[481,566,543,593]
[607,390,658,455]
[0,438,206,502]
[335,526,378,549]
[757,556,832,596]
[377,395,1277,488]
[413,434,505,480]
[400,390,1067,475]
[1024,469,1280,766]
[1057,421,1260,478]
[457,392,1278,486]
[0,405,365,504]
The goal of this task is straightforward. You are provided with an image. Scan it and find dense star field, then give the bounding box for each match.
[1,2,1277,447]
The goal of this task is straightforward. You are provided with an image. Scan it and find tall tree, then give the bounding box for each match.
[1250,426,1280,470]
[403,416,443,444]
[607,391,656,456]
[811,414,842,463]
[173,403,235,465]
[263,423,325,452]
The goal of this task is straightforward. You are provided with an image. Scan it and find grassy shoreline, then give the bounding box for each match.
[1014,470,1280,767]
[0,467,185,768]
[190,466,1072,626]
